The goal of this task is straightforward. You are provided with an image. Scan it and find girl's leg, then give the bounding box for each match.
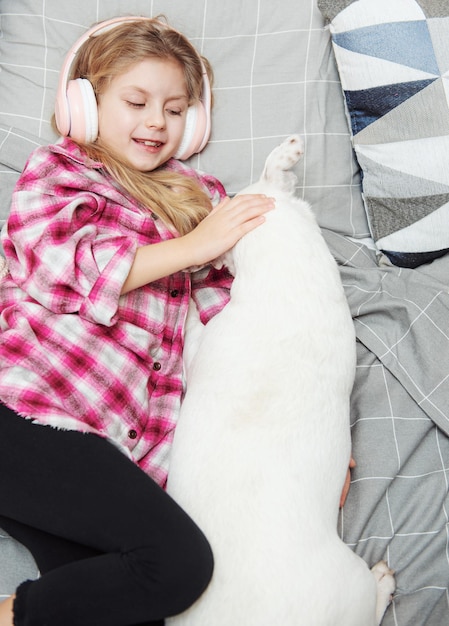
[0,596,14,626]
[0,519,163,626]
[0,516,101,573]
[0,406,213,626]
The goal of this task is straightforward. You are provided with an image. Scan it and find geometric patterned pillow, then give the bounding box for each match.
[318,0,449,267]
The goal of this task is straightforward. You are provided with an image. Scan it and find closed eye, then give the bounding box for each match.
[126,101,145,109]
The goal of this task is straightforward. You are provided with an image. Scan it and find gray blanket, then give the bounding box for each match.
[324,230,449,625]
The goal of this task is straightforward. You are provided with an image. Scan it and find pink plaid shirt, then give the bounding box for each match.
[0,138,231,487]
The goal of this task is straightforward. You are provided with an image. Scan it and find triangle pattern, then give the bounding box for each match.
[345,79,437,135]
[366,193,449,241]
[380,247,449,268]
[442,76,449,106]
[417,0,449,19]
[356,153,449,199]
[376,200,449,257]
[428,18,449,75]
[354,78,449,142]
[324,0,449,267]
[357,134,449,187]
[332,0,426,33]
[333,21,440,74]
[333,44,439,91]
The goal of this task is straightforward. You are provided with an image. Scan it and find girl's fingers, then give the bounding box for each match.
[209,196,231,215]
[187,194,275,266]
[227,194,275,212]
[213,194,275,237]
[214,194,275,215]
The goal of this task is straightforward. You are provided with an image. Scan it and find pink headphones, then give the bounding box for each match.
[54,16,211,160]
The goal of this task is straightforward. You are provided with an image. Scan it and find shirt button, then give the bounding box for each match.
[153,362,162,371]
[170,289,179,298]
[128,429,138,440]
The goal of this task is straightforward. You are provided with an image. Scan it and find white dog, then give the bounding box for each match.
[166,136,395,625]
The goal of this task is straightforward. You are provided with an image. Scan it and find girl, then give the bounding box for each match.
[0,16,273,626]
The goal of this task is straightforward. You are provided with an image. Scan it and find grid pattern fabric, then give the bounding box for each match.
[323,228,449,625]
[0,0,368,238]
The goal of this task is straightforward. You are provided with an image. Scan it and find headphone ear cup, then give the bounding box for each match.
[174,102,209,161]
[65,78,98,144]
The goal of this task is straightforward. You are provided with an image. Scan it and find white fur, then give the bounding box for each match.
[167,136,394,625]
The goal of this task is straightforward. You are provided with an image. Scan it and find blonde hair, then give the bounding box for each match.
[56,17,214,235]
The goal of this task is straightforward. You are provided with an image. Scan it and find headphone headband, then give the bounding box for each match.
[54,16,211,159]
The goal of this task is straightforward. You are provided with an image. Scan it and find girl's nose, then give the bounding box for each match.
[145,108,165,130]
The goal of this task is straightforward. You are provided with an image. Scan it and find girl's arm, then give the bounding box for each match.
[121,193,274,294]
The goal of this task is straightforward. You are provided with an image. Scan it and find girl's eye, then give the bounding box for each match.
[167,109,182,117]
[126,101,145,108]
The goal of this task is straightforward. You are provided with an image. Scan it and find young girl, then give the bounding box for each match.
[0,16,273,626]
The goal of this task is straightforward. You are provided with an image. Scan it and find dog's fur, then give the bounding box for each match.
[166,136,395,625]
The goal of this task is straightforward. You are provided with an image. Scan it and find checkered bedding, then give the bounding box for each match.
[325,229,449,625]
[1,1,449,623]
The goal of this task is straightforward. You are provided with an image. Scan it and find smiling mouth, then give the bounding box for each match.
[135,139,163,148]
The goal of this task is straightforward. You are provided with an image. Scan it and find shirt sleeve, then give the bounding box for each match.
[2,146,136,326]
[191,265,233,325]
[172,160,233,323]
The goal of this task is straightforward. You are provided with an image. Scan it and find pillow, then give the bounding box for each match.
[0,0,369,239]
[0,125,46,233]
[318,0,449,268]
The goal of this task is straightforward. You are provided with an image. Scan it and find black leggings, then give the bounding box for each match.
[0,404,213,626]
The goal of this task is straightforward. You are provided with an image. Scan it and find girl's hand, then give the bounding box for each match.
[339,457,356,509]
[121,194,274,294]
[183,194,275,267]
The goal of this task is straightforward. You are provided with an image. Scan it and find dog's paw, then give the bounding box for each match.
[371,560,395,587]
[371,561,395,625]
[270,134,304,170]
[262,135,304,191]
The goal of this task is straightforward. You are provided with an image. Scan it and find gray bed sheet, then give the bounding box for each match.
[325,230,449,625]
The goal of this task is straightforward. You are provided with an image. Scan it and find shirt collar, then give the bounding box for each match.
[49,137,104,169]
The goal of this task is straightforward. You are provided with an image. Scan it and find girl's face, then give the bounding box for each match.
[97,57,189,171]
